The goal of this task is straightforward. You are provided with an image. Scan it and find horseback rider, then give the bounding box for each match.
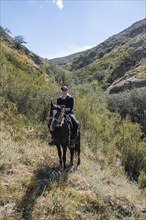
[49,85,79,148]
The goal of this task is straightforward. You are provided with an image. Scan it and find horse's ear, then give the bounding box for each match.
[51,101,53,107]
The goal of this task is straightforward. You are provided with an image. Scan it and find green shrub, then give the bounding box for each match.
[122,139,146,181]
[108,88,146,134]
[0,48,59,122]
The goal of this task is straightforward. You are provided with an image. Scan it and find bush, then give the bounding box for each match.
[14,35,27,49]
[122,140,146,181]
[73,86,146,181]
[108,88,146,134]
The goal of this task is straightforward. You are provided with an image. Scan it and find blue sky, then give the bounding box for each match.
[1,0,145,59]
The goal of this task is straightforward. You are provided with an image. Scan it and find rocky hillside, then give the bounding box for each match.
[52,19,146,93]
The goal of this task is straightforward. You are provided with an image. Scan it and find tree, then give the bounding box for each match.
[14,35,27,49]
[4,27,12,35]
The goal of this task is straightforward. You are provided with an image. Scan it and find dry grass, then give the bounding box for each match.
[0,122,146,220]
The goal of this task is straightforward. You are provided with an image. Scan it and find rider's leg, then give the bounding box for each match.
[69,114,79,148]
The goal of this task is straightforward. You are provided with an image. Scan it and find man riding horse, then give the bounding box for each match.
[49,85,79,148]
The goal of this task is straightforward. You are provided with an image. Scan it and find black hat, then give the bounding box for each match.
[61,85,68,91]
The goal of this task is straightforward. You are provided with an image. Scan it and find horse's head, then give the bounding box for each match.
[49,101,65,132]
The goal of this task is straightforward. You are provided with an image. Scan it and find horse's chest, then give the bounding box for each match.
[52,127,69,141]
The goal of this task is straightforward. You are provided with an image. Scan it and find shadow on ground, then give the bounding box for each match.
[16,164,71,220]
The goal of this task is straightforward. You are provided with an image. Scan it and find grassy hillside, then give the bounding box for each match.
[0,24,146,219]
[1,90,146,219]
[0,26,67,85]
[1,121,146,220]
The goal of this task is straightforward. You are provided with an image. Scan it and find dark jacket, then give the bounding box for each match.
[57,95,74,114]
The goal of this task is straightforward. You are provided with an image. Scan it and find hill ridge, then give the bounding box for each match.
[50,18,146,66]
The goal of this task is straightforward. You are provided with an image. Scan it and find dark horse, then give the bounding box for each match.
[48,101,80,169]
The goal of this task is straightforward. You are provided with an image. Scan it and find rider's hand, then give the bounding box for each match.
[64,107,70,112]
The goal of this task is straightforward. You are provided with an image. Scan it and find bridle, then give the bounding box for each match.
[49,107,65,131]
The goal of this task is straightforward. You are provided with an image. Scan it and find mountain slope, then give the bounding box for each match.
[71,19,146,70]
[0,26,66,83]
[53,19,146,93]
[49,50,85,65]
[0,26,48,73]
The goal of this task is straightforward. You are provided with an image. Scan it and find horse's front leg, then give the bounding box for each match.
[62,146,67,169]
[69,148,74,167]
[56,145,62,167]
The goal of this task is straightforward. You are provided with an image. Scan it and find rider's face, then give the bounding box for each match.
[61,89,68,94]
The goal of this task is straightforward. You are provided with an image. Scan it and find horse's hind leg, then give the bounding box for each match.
[56,145,62,167]
[69,148,74,167]
[76,134,81,166]
[76,141,80,166]
[77,149,80,166]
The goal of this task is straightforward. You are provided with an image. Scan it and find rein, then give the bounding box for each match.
[49,113,65,130]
